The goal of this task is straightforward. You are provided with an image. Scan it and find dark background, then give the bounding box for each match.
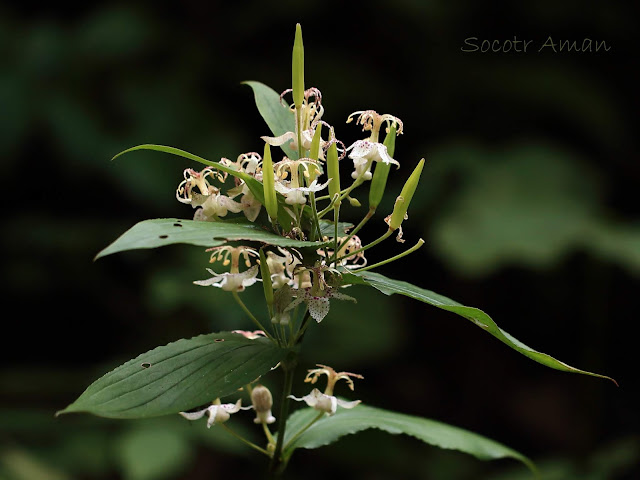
[1,1,638,479]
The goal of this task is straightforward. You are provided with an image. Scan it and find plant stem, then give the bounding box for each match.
[283,411,324,452]
[232,291,275,342]
[352,238,425,273]
[330,229,392,266]
[269,357,297,476]
[220,423,270,456]
[332,207,375,263]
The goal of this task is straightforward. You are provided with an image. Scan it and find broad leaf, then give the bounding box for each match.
[283,404,535,471]
[58,332,285,419]
[96,218,327,259]
[346,271,616,384]
[242,81,297,159]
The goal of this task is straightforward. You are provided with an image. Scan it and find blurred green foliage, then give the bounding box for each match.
[1,1,638,479]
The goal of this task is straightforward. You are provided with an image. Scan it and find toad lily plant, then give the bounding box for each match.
[57,24,615,478]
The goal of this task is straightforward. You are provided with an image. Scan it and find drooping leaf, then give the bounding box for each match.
[96,218,327,259]
[111,143,296,229]
[242,81,297,159]
[57,332,286,419]
[282,404,535,471]
[345,271,616,384]
[112,144,253,183]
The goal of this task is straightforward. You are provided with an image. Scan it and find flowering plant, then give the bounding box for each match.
[58,24,614,477]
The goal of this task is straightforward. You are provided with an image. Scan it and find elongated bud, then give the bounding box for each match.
[251,385,276,424]
[389,158,425,230]
[327,137,341,206]
[307,124,323,184]
[292,24,304,108]
[369,124,397,210]
[259,249,274,306]
[262,143,278,221]
[347,196,361,207]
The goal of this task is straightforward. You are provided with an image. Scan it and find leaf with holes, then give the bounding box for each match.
[282,404,535,471]
[96,218,328,259]
[57,332,286,419]
[344,271,616,384]
[242,81,297,159]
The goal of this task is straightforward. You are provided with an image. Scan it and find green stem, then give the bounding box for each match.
[262,421,276,446]
[269,359,297,476]
[330,229,392,266]
[283,411,325,452]
[232,291,275,342]
[352,238,425,273]
[333,205,340,255]
[333,207,375,259]
[220,423,270,456]
[293,311,312,344]
[317,166,370,219]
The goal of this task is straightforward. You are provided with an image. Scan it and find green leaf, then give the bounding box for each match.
[345,271,616,384]
[111,143,296,230]
[112,144,254,183]
[283,404,535,471]
[242,81,297,159]
[57,332,286,419]
[96,218,327,259]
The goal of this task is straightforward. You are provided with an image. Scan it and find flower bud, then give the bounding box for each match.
[327,136,341,206]
[251,385,276,424]
[347,196,361,207]
[369,124,397,210]
[307,124,323,184]
[388,158,425,230]
[292,24,304,108]
[262,143,278,221]
[259,249,274,307]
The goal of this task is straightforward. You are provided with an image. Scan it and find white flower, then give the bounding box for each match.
[346,140,399,180]
[274,177,331,205]
[179,399,249,428]
[194,265,259,292]
[192,192,244,219]
[262,87,326,158]
[251,385,276,425]
[289,388,360,416]
[194,246,260,292]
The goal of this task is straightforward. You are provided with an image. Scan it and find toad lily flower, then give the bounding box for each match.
[221,152,264,222]
[194,246,260,292]
[289,364,363,415]
[179,399,250,428]
[177,167,243,221]
[262,87,326,157]
[319,235,367,269]
[346,110,403,180]
[285,266,356,322]
[176,167,227,203]
[273,158,330,205]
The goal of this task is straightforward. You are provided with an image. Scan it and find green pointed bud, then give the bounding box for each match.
[292,23,304,108]
[369,124,396,210]
[327,138,341,206]
[307,124,323,184]
[262,143,278,221]
[388,158,425,230]
[259,249,273,306]
[347,196,361,207]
